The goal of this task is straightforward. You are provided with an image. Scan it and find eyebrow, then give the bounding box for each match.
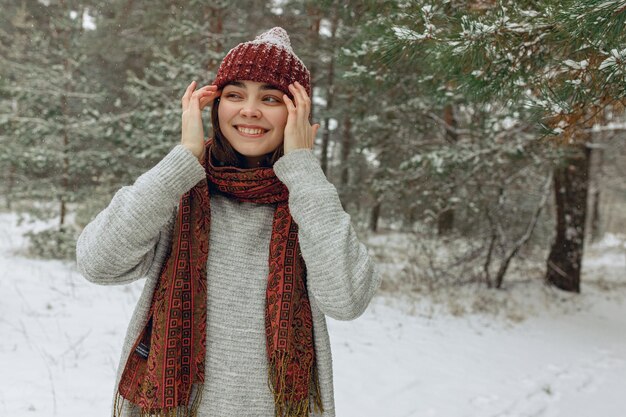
[226,81,282,91]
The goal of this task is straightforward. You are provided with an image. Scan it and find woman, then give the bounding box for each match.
[76,27,382,417]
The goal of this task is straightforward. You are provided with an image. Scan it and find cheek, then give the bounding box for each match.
[217,102,237,125]
[270,108,289,129]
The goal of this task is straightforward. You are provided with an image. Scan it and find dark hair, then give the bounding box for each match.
[209,98,284,168]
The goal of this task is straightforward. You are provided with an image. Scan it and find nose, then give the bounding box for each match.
[240,99,261,118]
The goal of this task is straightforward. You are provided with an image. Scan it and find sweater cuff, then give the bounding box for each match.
[273,148,325,189]
[148,144,207,198]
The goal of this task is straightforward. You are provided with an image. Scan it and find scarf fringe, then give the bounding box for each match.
[113,384,204,417]
[267,350,324,417]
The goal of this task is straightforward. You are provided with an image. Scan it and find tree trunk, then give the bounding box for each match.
[305,5,321,121]
[437,209,454,235]
[545,143,591,293]
[437,103,458,235]
[5,164,15,210]
[590,187,601,242]
[320,12,338,176]
[369,201,380,232]
[339,95,353,187]
[205,6,224,71]
[589,145,603,242]
[58,0,73,228]
[321,120,331,175]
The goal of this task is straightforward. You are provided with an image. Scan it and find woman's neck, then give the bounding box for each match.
[243,155,267,168]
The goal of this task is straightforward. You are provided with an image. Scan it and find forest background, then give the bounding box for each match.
[1,0,625,297]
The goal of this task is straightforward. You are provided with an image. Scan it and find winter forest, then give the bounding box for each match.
[1,0,625,416]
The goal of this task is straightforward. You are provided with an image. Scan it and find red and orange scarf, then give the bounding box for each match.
[113,138,323,417]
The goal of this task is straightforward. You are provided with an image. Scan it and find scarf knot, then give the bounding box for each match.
[204,147,289,204]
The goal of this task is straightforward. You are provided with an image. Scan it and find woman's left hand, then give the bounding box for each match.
[283,81,321,154]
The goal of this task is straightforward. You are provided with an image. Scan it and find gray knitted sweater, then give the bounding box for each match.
[75,144,382,417]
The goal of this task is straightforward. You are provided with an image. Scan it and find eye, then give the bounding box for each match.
[264,96,282,104]
[225,92,241,99]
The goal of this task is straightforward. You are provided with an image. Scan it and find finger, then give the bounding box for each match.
[312,123,320,137]
[289,83,305,107]
[191,91,214,101]
[292,82,310,124]
[294,81,309,99]
[183,83,214,111]
[296,81,311,124]
[283,94,296,113]
[283,94,298,134]
[188,89,202,114]
[181,81,197,110]
[309,123,320,147]
[288,84,307,125]
[199,90,221,110]
[192,90,218,108]
[294,81,310,107]
[192,87,216,96]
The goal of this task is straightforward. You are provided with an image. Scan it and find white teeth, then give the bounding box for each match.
[237,127,265,135]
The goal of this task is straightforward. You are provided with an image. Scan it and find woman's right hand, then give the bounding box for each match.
[181,81,220,162]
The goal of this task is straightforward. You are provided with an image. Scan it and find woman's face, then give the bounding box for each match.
[217,80,288,167]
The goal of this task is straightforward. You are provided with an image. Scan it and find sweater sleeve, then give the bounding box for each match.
[273,148,382,321]
[75,144,207,286]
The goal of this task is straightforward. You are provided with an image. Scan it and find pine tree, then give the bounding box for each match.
[1,0,107,259]
[363,0,626,292]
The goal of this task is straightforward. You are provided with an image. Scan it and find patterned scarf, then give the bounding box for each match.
[113,138,324,417]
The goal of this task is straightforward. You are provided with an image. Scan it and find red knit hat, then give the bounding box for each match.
[212,27,311,98]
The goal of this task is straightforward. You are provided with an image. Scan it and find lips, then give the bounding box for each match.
[235,125,269,137]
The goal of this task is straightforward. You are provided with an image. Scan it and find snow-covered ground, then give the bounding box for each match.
[0,211,624,417]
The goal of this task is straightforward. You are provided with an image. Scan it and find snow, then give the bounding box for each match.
[563,60,589,70]
[1,211,625,417]
[392,26,429,41]
[250,27,294,52]
[599,48,626,70]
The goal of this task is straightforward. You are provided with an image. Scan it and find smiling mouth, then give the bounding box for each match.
[235,126,269,137]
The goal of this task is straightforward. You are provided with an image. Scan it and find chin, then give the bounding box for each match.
[231,142,272,156]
